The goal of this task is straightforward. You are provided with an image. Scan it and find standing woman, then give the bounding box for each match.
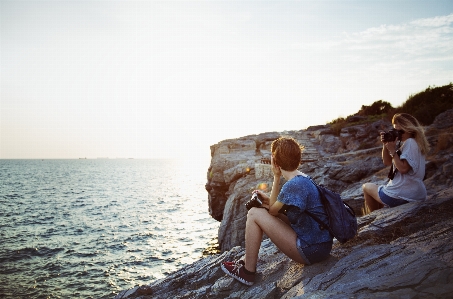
[221,137,333,286]
[363,113,430,213]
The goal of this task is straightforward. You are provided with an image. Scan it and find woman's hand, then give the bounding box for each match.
[253,190,270,206]
[379,131,386,143]
[384,140,397,154]
[380,132,397,154]
[253,189,282,214]
[271,155,282,177]
[380,132,393,166]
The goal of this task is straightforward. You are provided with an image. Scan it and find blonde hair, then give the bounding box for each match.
[392,113,430,155]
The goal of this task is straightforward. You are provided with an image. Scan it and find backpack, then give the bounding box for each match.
[305,177,358,243]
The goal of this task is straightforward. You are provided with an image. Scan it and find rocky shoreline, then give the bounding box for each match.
[114,109,453,299]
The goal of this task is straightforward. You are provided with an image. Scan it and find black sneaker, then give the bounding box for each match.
[221,260,254,286]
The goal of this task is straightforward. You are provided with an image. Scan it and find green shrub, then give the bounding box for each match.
[329,114,388,136]
[329,117,347,136]
[328,83,453,133]
[395,83,453,125]
[357,100,394,116]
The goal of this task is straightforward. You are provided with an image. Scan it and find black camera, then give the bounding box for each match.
[383,128,404,142]
[245,193,263,210]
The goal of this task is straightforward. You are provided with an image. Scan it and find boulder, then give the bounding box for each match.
[430,108,453,130]
[255,132,281,151]
[318,135,343,154]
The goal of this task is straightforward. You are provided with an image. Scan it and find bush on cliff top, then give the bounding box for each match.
[395,83,453,125]
[329,83,453,135]
[330,114,388,136]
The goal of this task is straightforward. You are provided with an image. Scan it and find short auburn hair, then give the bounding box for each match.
[271,136,303,171]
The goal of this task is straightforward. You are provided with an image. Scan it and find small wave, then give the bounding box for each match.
[126,248,144,253]
[72,203,87,208]
[3,193,22,199]
[73,252,98,258]
[42,260,63,272]
[34,246,65,257]
[177,237,192,242]
[0,247,65,263]
[106,243,128,251]
[37,215,55,222]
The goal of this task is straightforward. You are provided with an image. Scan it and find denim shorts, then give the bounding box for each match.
[296,238,333,265]
[378,186,409,207]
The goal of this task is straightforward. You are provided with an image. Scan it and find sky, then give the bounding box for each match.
[1,1,453,160]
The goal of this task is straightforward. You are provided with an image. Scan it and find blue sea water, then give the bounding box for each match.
[0,159,219,298]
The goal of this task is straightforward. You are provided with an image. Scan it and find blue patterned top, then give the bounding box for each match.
[277,175,333,246]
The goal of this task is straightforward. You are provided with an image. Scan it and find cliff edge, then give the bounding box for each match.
[114,109,453,299]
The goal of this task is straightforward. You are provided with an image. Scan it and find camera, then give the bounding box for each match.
[383,128,404,142]
[245,193,263,210]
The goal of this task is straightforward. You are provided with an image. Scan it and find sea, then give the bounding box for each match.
[0,159,220,299]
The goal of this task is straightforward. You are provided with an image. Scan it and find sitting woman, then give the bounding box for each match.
[221,137,333,286]
[363,113,430,213]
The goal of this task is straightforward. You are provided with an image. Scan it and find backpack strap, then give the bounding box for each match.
[304,176,332,234]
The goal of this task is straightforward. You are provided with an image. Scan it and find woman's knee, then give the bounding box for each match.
[362,183,370,192]
[363,183,376,194]
[247,207,267,220]
[247,208,275,228]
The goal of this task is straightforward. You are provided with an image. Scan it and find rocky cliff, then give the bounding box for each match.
[114,109,453,299]
[207,110,452,253]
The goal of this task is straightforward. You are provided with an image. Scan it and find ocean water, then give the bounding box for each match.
[0,159,219,298]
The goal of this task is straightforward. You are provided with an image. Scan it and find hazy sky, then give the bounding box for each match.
[1,1,452,160]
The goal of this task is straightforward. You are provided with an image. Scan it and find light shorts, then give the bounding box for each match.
[296,238,333,265]
[378,186,409,208]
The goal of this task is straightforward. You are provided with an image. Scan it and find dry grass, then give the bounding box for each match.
[436,131,453,152]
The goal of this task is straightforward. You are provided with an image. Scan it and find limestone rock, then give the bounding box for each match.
[430,108,453,130]
[206,133,280,222]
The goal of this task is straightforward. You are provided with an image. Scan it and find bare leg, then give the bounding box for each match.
[362,183,384,213]
[244,208,305,272]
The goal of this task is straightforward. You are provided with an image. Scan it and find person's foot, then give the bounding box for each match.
[222,259,244,267]
[221,260,255,286]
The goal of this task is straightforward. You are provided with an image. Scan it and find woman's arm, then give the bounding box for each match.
[268,156,284,216]
[392,152,411,174]
[383,138,412,174]
[381,132,393,166]
[268,176,284,216]
[382,144,393,166]
[254,178,283,216]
